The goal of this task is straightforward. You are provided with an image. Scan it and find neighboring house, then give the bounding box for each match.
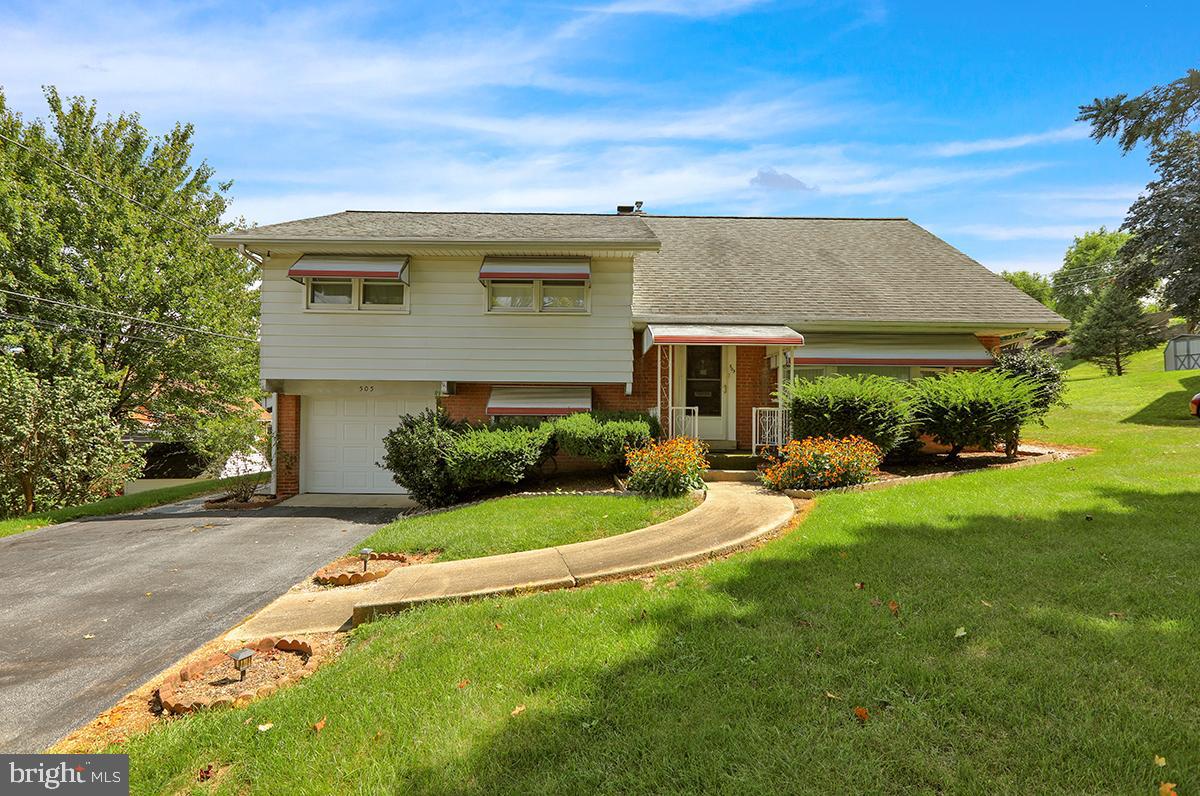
[210,209,1067,498]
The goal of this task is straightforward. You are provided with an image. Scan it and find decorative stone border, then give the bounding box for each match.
[781,446,1080,499]
[313,552,410,586]
[158,637,315,715]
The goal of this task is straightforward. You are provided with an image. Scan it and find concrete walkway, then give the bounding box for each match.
[226,481,794,640]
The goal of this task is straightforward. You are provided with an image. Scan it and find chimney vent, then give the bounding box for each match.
[616,201,645,215]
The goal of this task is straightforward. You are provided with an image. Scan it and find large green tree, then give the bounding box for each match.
[1051,228,1130,323]
[1079,69,1200,326]
[1001,270,1055,309]
[1069,285,1160,376]
[0,88,259,446]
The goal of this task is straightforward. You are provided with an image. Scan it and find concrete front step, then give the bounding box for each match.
[702,469,760,482]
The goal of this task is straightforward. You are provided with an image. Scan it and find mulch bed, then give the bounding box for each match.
[163,641,312,712]
[313,552,434,587]
[203,493,284,510]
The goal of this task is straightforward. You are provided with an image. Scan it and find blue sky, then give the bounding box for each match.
[0,0,1196,274]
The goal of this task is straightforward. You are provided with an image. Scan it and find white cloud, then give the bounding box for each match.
[586,0,768,16]
[947,223,1092,241]
[930,125,1090,157]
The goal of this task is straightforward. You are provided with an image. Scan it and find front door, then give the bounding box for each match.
[684,345,730,440]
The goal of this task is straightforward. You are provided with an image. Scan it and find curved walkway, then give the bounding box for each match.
[226,482,795,641]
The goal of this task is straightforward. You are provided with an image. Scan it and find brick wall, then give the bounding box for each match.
[275,393,301,497]
[734,346,773,449]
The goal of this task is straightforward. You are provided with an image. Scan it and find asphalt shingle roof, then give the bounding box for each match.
[215,210,658,244]
[633,216,1066,327]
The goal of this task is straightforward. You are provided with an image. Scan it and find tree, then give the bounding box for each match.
[1078,68,1200,153]
[1079,70,1200,327]
[0,357,142,515]
[1119,131,1200,326]
[1051,229,1129,323]
[1001,270,1055,309]
[1069,285,1160,376]
[0,88,260,450]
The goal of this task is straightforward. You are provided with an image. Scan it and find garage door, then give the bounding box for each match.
[301,390,435,494]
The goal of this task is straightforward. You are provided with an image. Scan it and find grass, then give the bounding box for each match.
[0,474,266,540]
[118,351,1200,794]
[357,493,699,561]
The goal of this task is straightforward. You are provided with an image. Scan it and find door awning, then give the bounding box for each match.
[479,257,591,282]
[784,333,995,366]
[288,256,410,283]
[485,386,593,416]
[643,324,804,353]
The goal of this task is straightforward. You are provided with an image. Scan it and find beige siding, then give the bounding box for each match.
[260,255,634,383]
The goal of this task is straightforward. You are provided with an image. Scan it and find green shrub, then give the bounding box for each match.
[591,409,663,439]
[993,347,1067,421]
[446,424,555,492]
[911,370,1037,459]
[781,375,915,454]
[759,436,883,491]
[554,413,653,469]
[625,437,708,497]
[379,408,466,508]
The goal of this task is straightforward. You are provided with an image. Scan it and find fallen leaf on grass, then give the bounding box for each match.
[1107,611,1126,620]
[312,716,326,733]
[457,679,470,689]
[980,600,993,608]
[257,723,273,732]
[887,600,900,617]
[824,691,842,701]
[1159,783,1177,796]
[374,730,384,741]
[197,765,213,782]
[493,622,503,630]
[854,582,865,590]
[1154,755,1167,767]
[954,627,968,639]
[853,706,870,723]
[510,705,526,717]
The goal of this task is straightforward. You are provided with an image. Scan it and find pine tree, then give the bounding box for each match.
[1069,285,1160,375]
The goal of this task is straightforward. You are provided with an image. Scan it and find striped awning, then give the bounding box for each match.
[479,257,591,282]
[643,323,804,353]
[486,386,592,416]
[288,256,409,282]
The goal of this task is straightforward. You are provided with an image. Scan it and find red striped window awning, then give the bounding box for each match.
[287,256,409,282]
[643,324,804,353]
[479,257,591,282]
[486,386,592,416]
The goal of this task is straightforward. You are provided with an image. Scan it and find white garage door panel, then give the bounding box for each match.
[302,388,436,494]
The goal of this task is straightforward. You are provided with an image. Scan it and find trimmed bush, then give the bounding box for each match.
[992,347,1067,421]
[911,370,1037,459]
[781,375,915,454]
[446,424,555,492]
[759,436,883,491]
[554,413,653,469]
[625,437,709,497]
[379,408,466,508]
[591,409,663,439]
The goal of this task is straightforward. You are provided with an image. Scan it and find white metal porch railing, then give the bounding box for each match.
[752,406,791,452]
[662,406,699,439]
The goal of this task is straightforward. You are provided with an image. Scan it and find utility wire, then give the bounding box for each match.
[0,310,169,346]
[0,288,257,343]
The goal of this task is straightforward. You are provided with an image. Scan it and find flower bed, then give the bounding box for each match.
[760,436,883,492]
[313,552,415,586]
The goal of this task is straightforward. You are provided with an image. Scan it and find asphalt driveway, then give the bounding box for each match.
[0,497,399,752]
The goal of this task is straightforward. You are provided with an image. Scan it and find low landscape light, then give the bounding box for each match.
[229,648,254,681]
[359,547,374,572]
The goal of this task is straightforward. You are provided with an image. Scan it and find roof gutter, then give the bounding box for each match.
[632,316,1070,332]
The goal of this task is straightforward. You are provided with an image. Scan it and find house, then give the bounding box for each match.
[210,209,1067,498]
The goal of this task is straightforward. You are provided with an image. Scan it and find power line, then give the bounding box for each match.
[0,310,170,346]
[0,288,257,344]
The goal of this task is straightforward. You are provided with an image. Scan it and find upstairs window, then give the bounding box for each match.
[486,279,588,313]
[306,278,407,312]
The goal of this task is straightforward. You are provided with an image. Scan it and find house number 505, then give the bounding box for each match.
[359,385,375,392]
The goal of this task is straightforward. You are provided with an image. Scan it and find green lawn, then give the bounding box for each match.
[356,493,698,561]
[0,474,266,540]
[119,352,1200,794]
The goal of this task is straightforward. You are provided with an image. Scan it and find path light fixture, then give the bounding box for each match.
[229,648,254,681]
[359,548,374,573]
